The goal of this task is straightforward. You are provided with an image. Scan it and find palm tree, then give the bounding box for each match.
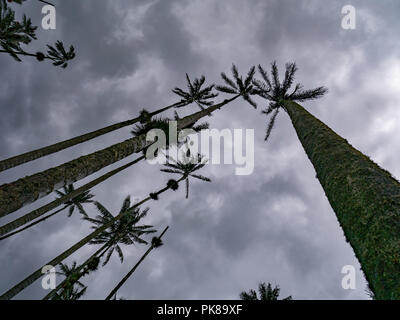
[0,155,145,238]
[85,197,156,266]
[0,184,94,240]
[254,61,400,299]
[0,74,216,173]
[161,152,211,198]
[240,282,292,300]
[44,201,155,300]
[105,226,169,300]
[0,92,240,218]
[51,262,87,300]
[0,1,75,67]
[172,74,218,111]
[1,150,213,300]
[0,175,187,299]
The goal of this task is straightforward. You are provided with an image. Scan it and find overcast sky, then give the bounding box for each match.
[1,0,400,300]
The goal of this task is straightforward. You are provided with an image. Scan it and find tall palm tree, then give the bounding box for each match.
[0,175,188,299]
[105,226,169,300]
[44,201,155,300]
[1,150,212,300]
[0,155,145,238]
[0,74,215,173]
[85,197,156,266]
[240,282,292,300]
[0,115,207,237]
[0,184,94,240]
[0,90,241,218]
[161,152,211,199]
[254,61,400,299]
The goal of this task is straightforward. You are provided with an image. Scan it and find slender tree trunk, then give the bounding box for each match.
[0,155,145,237]
[0,178,184,300]
[0,205,68,240]
[282,100,400,300]
[105,226,169,300]
[0,96,239,218]
[44,242,110,300]
[0,101,185,173]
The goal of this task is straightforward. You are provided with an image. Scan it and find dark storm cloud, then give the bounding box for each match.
[1,0,398,300]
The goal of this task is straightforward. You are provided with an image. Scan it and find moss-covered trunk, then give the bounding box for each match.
[0,155,145,238]
[0,101,185,173]
[283,100,400,300]
[0,96,238,218]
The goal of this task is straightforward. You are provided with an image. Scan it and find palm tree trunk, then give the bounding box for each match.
[0,205,68,240]
[0,178,184,300]
[283,100,400,300]
[0,155,145,237]
[105,226,169,300]
[0,101,185,173]
[0,96,239,218]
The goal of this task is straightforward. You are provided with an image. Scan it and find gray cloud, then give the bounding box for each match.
[1,0,398,300]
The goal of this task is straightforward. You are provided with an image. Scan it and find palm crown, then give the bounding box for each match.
[216,64,259,108]
[240,282,292,300]
[161,152,211,199]
[55,184,94,218]
[172,74,218,110]
[84,196,156,266]
[253,61,328,140]
[53,262,87,300]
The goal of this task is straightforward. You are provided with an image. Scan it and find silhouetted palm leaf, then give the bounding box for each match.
[216,64,259,108]
[172,74,218,111]
[55,184,94,218]
[161,152,211,198]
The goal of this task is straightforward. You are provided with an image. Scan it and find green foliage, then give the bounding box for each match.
[216,64,258,108]
[52,262,88,300]
[0,0,36,61]
[85,196,156,266]
[46,40,75,68]
[253,61,327,140]
[131,117,171,140]
[240,282,292,300]
[55,184,94,218]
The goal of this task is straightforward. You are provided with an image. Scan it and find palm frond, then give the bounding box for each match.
[265,109,279,141]
[290,86,328,101]
[190,174,211,182]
